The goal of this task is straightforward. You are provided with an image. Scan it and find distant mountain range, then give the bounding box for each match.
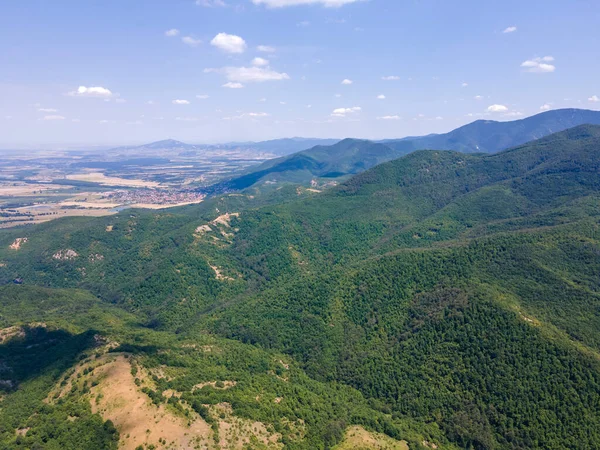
[382,108,600,153]
[206,108,600,193]
[112,137,340,157]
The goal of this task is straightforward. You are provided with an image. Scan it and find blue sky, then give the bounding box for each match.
[1,0,599,146]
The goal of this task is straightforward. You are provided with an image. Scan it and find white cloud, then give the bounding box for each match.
[341,78,353,85]
[588,95,600,103]
[165,29,180,37]
[182,36,202,46]
[474,95,483,100]
[504,111,524,117]
[487,104,508,112]
[115,98,126,104]
[70,86,113,97]
[381,75,400,81]
[206,66,290,83]
[247,112,269,117]
[196,94,210,99]
[462,82,468,87]
[257,45,276,53]
[259,97,267,102]
[172,99,190,105]
[252,0,363,7]
[43,115,65,121]
[334,93,342,98]
[435,116,443,120]
[377,94,386,100]
[223,82,244,88]
[297,20,311,27]
[211,33,247,54]
[331,106,361,117]
[146,101,155,105]
[196,0,226,6]
[280,101,286,105]
[540,104,552,111]
[377,115,400,120]
[252,57,269,67]
[521,56,555,73]
[38,108,58,113]
[503,26,517,33]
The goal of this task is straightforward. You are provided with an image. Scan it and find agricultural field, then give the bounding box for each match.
[0,142,270,228]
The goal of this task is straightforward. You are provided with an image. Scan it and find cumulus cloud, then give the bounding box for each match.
[540,104,552,111]
[182,36,202,46]
[172,99,190,105]
[341,79,353,85]
[196,94,210,99]
[377,95,386,100]
[381,75,400,81]
[223,82,244,88]
[521,56,555,73]
[503,26,517,33]
[462,82,469,87]
[165,29,180,37]
[331,106,361,117]
[38,108,58,113]
[205,66,290,83]
[377,115,400,120]
[252,57,269,67]
[589,95,600,103]
[474,95,483,100]
[211,33,247,53]
[487,104,508,112]
[70,86,113,97]
[252,0,362,7]
[43,115,65,121]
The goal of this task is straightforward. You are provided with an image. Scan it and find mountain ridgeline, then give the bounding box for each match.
[0,125,600,449]
[206,108,600,194]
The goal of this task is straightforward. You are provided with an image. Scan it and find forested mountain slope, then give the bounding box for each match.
[1,125,600,449]
[205,108,600,193]
[383,107,600,153]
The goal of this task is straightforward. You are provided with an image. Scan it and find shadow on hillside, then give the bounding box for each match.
[0,326,97,392]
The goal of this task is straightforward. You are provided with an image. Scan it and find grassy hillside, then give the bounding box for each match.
[1,125,600,449]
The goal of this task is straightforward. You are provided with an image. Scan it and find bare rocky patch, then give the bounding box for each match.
[52,249,79,260]
[9,238,27,250]
[335,426,409,450]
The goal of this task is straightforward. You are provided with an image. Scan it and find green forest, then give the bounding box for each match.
[1,125,600,449]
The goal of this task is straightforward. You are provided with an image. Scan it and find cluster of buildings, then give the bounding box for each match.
[106,189,205,206]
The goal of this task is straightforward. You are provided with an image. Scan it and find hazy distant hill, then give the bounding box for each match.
[383,108,600,153]
[112,137,340,157]
[220,137,341,156]
[209,108,600,193]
